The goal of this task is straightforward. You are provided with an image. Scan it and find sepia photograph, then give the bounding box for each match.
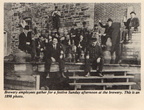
[4,3,141,90]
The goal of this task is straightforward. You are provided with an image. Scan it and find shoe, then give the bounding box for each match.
[76,59,80,62]
[46,74,49,78]
[62,72,66,78]
[127,39,132,43]
[85,72,90,77]
[98,73,103,77]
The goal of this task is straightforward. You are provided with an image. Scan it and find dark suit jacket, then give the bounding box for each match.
[45,42,64,60]
[80,27,90,43]
[86,43,103,60]
[99,22,114,38]
[124,17,139,29]
[111,22,121,53]
[18,32,32,52]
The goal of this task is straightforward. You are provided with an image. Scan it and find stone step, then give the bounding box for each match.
[68,76,134,79]
[69,82,136,90]
[4,84,36,90]
[68,69,128,73]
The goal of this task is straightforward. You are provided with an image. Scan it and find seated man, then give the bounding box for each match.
[44,37,65,78]
[122,11,140,43]
[18,25,35,60]
[85,38,104,77]
[76,35,86,62]
[61,34,72,58]
[91,24,101,44]
[35,35,46,61]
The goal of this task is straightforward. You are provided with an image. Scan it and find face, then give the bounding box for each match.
[94,26,98,29]
[130,13,135,18]
[52,38,58,45]
[107,21,112,27]
[80,35,83,40]
[91,41,97,46]
[66,35,70,40]
[40,37,45,41]
[23,29,29,34]
[41,30,45,35]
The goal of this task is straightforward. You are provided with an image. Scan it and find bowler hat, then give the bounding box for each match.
[24,25,29,30]
[130,11,136,15]
[107,18,113,22]
[94,24,98,27]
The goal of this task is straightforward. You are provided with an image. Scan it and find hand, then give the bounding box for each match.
[72,35,76,38]
[98,20,101,23]
[51,57,56,62]
[32,37,35,40]
[131,27,134,30]
[40,48,44,51]
[97,57,101,63]
[103,33,106,36]
[26,42,30,45]
[45,39,48,43]
[60,50,64,54]
[60,55,63,59]
[60,37,65,41]
[78,44,81,47]
[86,55,89,59]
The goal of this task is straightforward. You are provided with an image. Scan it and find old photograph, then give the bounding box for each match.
[4,3,141,90]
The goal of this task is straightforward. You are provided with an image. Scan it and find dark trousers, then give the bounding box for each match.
[45,58,65,77]
[76,47,83,60]
[122,28,134,41]
[25,45,36,61]
[85,58,104,73]
[53,17,60,31]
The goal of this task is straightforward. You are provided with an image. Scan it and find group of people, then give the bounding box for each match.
[18,11,139,78]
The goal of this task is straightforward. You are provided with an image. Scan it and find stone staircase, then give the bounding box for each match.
[121,32,141,64]
[4,61,140,90]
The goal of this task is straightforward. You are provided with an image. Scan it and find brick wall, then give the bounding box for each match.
[4,3,141,55]
[4,3,94,54]
[94,3,141,30]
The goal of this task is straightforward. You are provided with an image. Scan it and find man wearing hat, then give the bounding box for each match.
[52,6,61,32]
[19,25,33,54]
[122,11,140,43]
[81,21,90,45]
[44,37,65,78]
[85,38,104,77]
[99,18,114,47]
[91,24,101,43]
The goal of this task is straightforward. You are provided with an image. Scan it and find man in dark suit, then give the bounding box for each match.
[76,35,86,62]
[85,38,104,77]
[44,37,65,78]
[18,25,35,60]
[81,21,90,45]
[52,6,61,32]
[122,11,140,43]
[99,18,114,47]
